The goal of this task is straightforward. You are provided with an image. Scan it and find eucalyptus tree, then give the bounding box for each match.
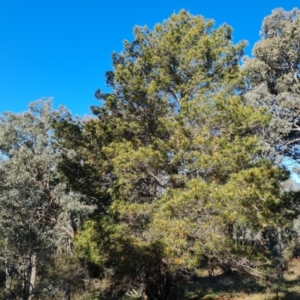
[0,100,93,299]
[242,8,300,268]
[243,8,300,160]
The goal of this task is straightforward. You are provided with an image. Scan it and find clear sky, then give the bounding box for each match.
[0,0,299,116]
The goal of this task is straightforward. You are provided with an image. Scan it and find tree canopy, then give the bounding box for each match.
[1,8,300,300]
[243,8,300,160]
[54,10,298,300]
[0,100,93,299]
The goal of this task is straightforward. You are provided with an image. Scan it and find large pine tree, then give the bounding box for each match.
[55,10,292,299]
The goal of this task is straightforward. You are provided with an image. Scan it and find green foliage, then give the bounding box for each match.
[242,8,300,268]
[243,8,300,159]
[0,8,298,300]
[52,10,296,300]
[0,100,94,299]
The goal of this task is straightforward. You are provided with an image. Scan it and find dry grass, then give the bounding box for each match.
[229,258,300,300]
[183,258,300,300]
[231,289,300,300]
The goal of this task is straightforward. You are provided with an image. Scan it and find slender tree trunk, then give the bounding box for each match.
[277,227,284,279]
[5,255,10,290]
[28,253,37,300]
[164,273,177,300]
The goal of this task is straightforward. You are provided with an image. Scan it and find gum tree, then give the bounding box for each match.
[243,8,300,160]
[0,100,93,300]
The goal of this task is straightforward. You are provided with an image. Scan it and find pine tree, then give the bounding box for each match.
[56,10,292,299]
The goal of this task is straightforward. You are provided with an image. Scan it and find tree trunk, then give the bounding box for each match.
[28,253,37,300]
[164,273,177,300]
[5,255,9,290]
[145,272,177,300]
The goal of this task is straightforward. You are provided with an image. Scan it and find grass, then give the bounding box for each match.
[181,258,300,300]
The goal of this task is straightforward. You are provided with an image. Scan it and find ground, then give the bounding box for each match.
[183,258,300,300]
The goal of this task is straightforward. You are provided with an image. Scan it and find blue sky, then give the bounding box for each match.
[0,0,299,116]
